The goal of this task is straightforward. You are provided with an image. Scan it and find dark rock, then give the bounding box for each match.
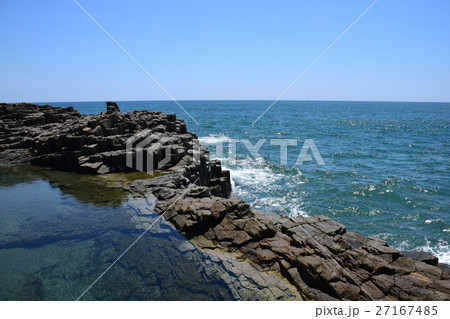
[314,219,346,236]
[97,164,114,174]
[210,201,227,219]
[232,231,252,246]
[401,251,439,266]
[243,216,276,240]
[438,263,450,272]
[216,230,240,242]
[106,101,120,113]
[91,126,103,136]
[430,280,450,294]
[361,281,385,300]
[80,162,102,174]
[83,144,99,156]
[329,281,361,300]
[188,186,210,198]
[231,219,246,230]
[390,257,416,275]
[254,248,278,263]
[414,261,443,280]
[371,274,395,293]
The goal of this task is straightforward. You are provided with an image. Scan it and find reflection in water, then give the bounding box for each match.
[0,164,162,207]
[0,165,234,300]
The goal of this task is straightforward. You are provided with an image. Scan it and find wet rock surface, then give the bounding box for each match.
[1,102,448,301]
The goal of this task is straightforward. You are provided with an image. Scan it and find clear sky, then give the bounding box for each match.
[0,0,449,103]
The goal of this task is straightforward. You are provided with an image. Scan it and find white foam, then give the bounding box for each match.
[231,166,281,187]
[225,157,285,195]
[200,138,309,218]
[396,239,450,265]
[221,156,308,217]
[199,134,232,145]
[421,243,450,265]
[424,219,444,225]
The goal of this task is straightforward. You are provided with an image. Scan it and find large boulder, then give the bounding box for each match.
[106,101,120,113]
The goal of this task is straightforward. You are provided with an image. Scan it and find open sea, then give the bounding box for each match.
[1,100,449,299]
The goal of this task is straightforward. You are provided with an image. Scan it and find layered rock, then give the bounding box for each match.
[1,102,448,301]
[130,173,450,301]
[0,102,231,198]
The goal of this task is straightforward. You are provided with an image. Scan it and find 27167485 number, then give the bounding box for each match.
[376,306,438,316]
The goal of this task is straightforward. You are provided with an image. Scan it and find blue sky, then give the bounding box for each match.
[1,0,449,102]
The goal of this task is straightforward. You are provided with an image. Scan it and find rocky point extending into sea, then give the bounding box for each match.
[0,102,449,301]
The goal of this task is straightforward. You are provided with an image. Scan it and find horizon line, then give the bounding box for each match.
[5,98,450,104]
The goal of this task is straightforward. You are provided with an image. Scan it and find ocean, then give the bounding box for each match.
[44,100,449,263]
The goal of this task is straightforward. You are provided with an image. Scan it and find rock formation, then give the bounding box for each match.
[0,102,448,301]
[0,102,231,197]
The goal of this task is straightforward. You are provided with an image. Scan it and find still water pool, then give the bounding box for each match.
[0,165,234,300]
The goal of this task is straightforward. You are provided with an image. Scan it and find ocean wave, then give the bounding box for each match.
[216,155,308,217]
[395,239,450,265]
[422,244,450,265]
[199,134,232,145]
[229,160,283,189]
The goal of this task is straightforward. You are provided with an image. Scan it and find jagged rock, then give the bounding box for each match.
[402,251,439,266]
[80,162,102,174]
[0,102,231,198]
[216,230,240,242]
[243,216,276,240]
[430,280,450,294]
[210,201,227,219]
[191,235,218,249]
[106,101,120,113]
[254,248,278,263]
[188,186,210,198]
[390,257,416,275]
[97,164,114,175]
[232,231,252,246]
[314,219,346,236]
[91,125,103,136]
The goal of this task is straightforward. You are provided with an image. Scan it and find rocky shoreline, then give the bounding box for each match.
[0,102,449,300]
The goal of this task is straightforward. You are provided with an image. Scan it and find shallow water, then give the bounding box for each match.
[0,166,234,300]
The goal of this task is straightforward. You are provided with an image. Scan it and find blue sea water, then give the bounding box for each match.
[42,100,449,263]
